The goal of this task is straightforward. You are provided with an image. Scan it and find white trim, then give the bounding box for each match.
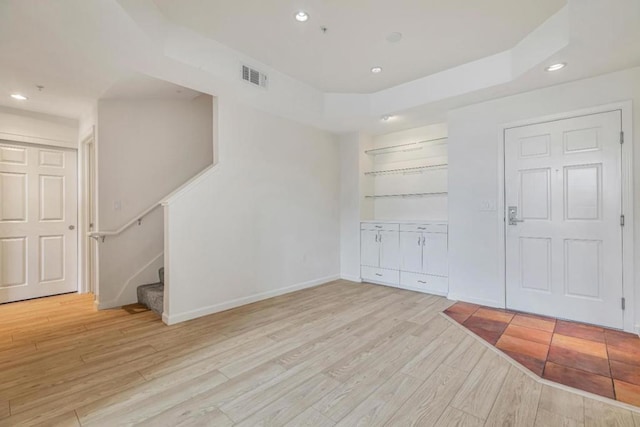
[499,101,635,332]
[161,163,219,206]
[163,204,171,319]
[0,131,76,149]
[620,103,635,333]
[94,299,117,310]
[79,128,96,295]
[441,313,640,414]
[446,292,503,309]
[340,274,362,283]
[361,280,396,289]
[403,285,447,297]
[162,274,340,325]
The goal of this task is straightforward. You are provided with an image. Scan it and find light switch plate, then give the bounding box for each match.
[479,200,496,211]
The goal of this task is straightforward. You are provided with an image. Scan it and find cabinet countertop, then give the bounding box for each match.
[360,219,448,224]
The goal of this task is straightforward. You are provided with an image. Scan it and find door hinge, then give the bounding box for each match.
[622,297,626,310]
[620,215,625,227]
[620,131,624,144]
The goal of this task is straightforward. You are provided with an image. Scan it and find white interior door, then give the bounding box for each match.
[400,231,422,273]
[505,111,623,329]
[0,142,78,303]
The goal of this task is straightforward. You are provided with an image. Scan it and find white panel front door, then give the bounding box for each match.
[505,111,623,329]
[0,142,77,303]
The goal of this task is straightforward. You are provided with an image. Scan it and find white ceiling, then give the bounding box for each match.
[0,0,638,134]
[101,74,203,101]
[0,1,121,119]
[0,1,204,120]
[153,0,566,93]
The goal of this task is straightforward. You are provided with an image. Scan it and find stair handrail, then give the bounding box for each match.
[88,202,162,242]
[88,164,216,242]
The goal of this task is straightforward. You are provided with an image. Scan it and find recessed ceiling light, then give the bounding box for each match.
[10,94,27,100]
[545,63,566,72]
[295,11,309,22]
[371,67,383,74]
[381,115,393,121]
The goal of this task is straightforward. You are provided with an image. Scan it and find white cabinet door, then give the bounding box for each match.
[379,230,400,270]
[505,111,622,329]
[400,231,422,273]
[360,230,379,267]
[423,233,448,277]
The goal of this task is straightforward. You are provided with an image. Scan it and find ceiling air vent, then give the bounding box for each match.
[242,64,268,89]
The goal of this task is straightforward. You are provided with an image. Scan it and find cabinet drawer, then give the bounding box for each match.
[400,272,448,296]
[400,223,448,233]
[361,266,400,285]
[361,222,400,232]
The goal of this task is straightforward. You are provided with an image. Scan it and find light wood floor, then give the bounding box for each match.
[0,281,638,427]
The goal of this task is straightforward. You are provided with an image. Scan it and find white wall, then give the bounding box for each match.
[447,66,640,332]
[96,94,214,307]
[163,99,340,324]
[339,132,374,282]
[0,106,78,148]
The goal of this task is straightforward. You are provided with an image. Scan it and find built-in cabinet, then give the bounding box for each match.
[361,221,448,296]
[357,125,449,296]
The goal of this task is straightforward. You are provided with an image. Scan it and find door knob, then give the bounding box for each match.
[508,207,524,226]
[69,225,75,230]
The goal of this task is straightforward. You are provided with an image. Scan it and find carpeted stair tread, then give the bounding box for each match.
[136,267,165,316]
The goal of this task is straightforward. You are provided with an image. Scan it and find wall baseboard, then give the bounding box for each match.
[94,299,119,310]
[447,293,504,309]
[340,274,362,283]
[163,274,341,325]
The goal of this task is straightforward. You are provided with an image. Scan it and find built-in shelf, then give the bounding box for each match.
[365,192,448,199]
[364,164,448,176]
[364,137,447,155]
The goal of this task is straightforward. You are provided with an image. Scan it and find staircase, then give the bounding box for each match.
[137,267,164,315]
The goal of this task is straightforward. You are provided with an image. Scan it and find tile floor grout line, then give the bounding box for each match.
[604,332,617,401]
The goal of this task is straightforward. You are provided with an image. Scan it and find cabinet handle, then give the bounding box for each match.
[375,273,383,277]
[418,236,421,246]
[379,234,383,242]
[418,280,427,284]
[418,227,426,230]
[375,225,383,228]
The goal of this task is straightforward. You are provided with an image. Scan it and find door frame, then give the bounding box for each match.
[79,127,97,295]
[498,101,635,333]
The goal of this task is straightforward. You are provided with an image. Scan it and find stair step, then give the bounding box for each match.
[136,283,164,315]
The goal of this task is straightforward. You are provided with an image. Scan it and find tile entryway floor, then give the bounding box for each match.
[443,302,640,407]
